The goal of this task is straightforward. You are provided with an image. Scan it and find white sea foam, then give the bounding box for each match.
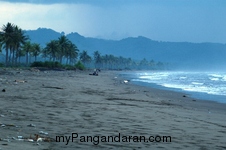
[222,76,226,81]
[209,74,223,78]
[139,76,162,80]
[191,82,204,85]
[209,77,219,81]
[132,71,226,97]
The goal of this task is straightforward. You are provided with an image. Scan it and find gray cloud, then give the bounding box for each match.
[1,0,226,43]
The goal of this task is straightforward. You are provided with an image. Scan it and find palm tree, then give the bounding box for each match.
[0,23,28,66]
[0,41,2,53]
[16,48,26,64]
[44,40,59,61]
[22,41,33,66]
[101,54,108,69]
[32,43,41,61]
[41,48,49,61]
[66,41,79,65]
[1,22,14,66]
[139,58,149,69]
[93,50,101,68]
[12,25,28,65]
[125,57,133,69]
[0,31,3,53]
[79,50,91,67]
[58,35,69,63]
[108,54,116,69]
[149,59,155,69]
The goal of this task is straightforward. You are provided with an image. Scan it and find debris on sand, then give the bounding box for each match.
[0,133,55,144]
[39,131,48,135]
[31,134,55,142]
[27,124,36,127]
[42,86,64,89]
[14,80,27,83]
[0,123,17,127]
[123,80,130,84]
[30,68,40,72]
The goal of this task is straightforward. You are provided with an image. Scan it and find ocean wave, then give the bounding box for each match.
[139,76,162,80]
[209,77,219,81]
[222,76,226,81]
[132,71,226,97]
[208,74,223,78]
[160,83,226,96]
[191,82,204,85]
[179,76,187,79]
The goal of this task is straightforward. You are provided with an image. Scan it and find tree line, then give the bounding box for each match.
[0,22,166,70]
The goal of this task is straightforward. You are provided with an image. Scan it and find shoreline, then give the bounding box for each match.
[114,70,226,114]
[117,70,226,104]
[0,69,226,149]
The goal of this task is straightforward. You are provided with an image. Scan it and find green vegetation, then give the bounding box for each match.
[75,61,85,70]
[0,22,28,66]
[0,22,167,70]
[30,61,61,68]
[0,63,4,67]
[43,37,79,65]
[30,61,78,70]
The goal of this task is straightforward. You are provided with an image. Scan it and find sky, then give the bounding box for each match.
[0,0,226,43]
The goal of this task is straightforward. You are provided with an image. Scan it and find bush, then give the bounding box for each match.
[0,63,4,67]
[44,61,52,68]
[30,61,44,67]
[53,61,61,68]
[30,61,85,70]
[62,64,76,70]
[75,61,85,70]
[30,61,62,68]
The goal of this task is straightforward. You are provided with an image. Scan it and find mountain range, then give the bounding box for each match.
[25,28,226,70]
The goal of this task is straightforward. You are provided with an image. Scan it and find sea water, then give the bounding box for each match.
[120,71,226,103]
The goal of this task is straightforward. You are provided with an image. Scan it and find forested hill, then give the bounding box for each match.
[25,28,226,70]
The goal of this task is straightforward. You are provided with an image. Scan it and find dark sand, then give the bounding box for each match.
[0,69,226,150]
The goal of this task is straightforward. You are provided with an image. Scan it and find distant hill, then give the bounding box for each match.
[25,28,63,45]
[25,28,226,70]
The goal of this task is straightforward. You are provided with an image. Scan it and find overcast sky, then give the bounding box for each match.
[0,0,226,43]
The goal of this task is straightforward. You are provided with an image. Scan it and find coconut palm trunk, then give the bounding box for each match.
[5,48,9,66]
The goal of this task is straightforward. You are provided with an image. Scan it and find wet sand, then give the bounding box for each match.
[0,69,226,150]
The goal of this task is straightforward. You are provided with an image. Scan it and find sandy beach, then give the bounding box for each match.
[0,68,226,150]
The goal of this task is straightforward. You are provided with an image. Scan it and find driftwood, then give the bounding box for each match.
[42,86,64,89]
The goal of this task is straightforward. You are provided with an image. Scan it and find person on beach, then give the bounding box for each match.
[89,69,98,76]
